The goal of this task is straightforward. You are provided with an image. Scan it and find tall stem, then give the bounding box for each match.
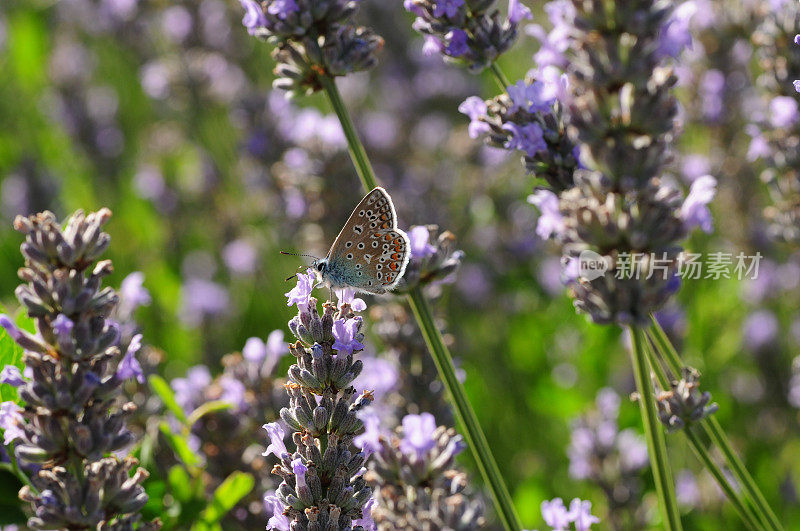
[629,326,683,531]
[649,317,784,531]
[319,72,522,530]
[408,288,522,530]
[318,74,378,191]
[490,62,511,91]
[642,334,764,529]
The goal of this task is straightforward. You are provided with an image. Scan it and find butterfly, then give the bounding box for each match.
[310,187,410,294]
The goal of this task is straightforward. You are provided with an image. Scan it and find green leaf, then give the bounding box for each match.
[149,375,187,424]
[193,471,255,529]
[0,314,25,403]
[167,465,193,503]
[186,400,232,428]
[0,468,26,524]
[158,421,199,468]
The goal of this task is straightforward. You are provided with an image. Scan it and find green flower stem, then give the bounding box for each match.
[319,74,378,191]
[319,72,522,531]
[490,62,511,91]
[642,334,763,529]
[684,427,763,530]
[6,442,34,489]
[648,317,784,531]
[408,287,522,531]
[629,326,683,531]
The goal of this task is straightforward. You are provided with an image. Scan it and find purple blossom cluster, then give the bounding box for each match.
[238,0,383,94]
[404,0,531,71]
[0,210,155,529]
[261,274,374,529]
[568,389,649,527]
[460,0,719,324]
[537,497,600,531]
[748,3,800,242]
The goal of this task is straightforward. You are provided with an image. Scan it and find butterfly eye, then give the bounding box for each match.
[316,262,325,272]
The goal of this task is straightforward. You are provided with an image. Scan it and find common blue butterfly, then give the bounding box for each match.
[311,187,410,294]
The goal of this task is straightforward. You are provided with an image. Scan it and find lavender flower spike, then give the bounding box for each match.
[237,0,383,95]
[367,413,484,528]
[6,210,157,529]
[267,280,373,528]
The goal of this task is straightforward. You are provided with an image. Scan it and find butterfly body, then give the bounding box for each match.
[313,187,410,295]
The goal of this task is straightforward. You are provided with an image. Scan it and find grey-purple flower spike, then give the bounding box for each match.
[655,367,718,432]
[265,274,373,529]
[3,210,157,530]
[365,413,485,530]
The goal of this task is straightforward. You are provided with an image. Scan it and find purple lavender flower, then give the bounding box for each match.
[0,315,22,342]
[264,494,290,531]
[291,457,308,490]
[353,497,376,530]
[52,314,74,338]
[680,175,717,233]
[793,80,800,93]
[243,336,267,364]
[404,0,425,16]
[657,1,696,59]
[0,401,24,445]
[267,0,300,19]
[408,226,437,259]
[116,333,144,383]
[335,287,367,312]
[458,96,492,138]
[422,35,444,56]
[746,125,772,161]
[526,0,574,70]
[681,154,711,183]
[0,365,24,387]
[180,278,230,326]
[356,356,399,401]
[743,310,779,351]
[569,498,600,531]
[239,0,266,35]
[354,410,383,456]
[503,121,547,157]
[219,376,248,412]
[222,238,258,275]
[433,0,464,18]
[332,318,365,354]
[541,497,571,530]
[119,272,152,310]
[285,269,315,312]
[399,412,437,458]
[769,96,799,129]
[445,29,469,57]
[172,365,212,413]
[262,421,289,459]
[508,0,533,24]
[507,80,554,113]
[528,189,565,239]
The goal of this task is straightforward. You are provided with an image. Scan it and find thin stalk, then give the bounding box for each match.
[319,72,522,531]
[629,326,682,531]
[683,427,763,530]
[642,334,764,529]
[408,288,521,530]
[318,74,378,191]
[648,317,784,531]
[490,62,511,91]
[7,442,34,489]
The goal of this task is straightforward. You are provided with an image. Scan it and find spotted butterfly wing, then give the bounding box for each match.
[323,187,410,294]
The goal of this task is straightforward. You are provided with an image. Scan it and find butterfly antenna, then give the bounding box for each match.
[280,251,318,259]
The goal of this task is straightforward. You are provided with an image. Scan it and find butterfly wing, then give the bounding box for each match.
[324,187,411,294]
